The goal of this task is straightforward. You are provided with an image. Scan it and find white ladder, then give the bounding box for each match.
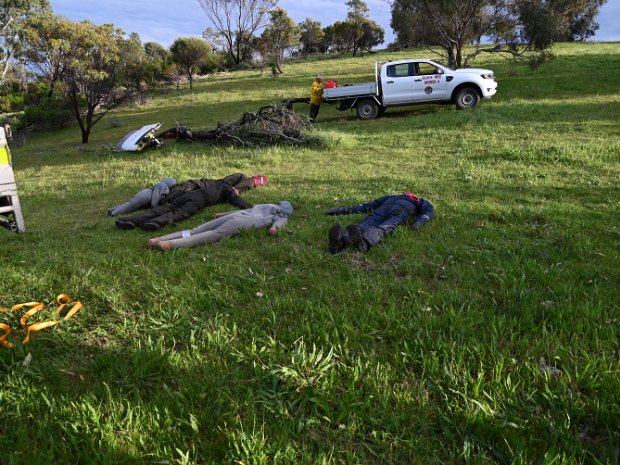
[0,126,25,234]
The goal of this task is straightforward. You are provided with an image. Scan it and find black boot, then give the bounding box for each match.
[141,222,161,231]
[115,219,137,230]
[346,224,368,253]
[328,223,345,254]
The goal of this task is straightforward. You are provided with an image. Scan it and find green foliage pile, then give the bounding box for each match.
[1,42,618,464]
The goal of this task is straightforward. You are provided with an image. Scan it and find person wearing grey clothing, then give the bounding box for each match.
[108,177,177,216]
[148,201,293,251]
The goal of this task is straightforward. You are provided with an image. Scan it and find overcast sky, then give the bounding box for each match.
[49,0,620,48]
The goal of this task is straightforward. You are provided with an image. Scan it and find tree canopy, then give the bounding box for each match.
[298,18,324,57]
[316,1,384,56]
[116,32,146,91]
[346,0,369,56]
[170,37,216,89]
[0,0,50,84]
[257,8,300,73]
[390,0,607,68]
[21,14,124,143]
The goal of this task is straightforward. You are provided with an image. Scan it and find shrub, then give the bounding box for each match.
[0,92,25,113]
[20,96,73,130]
[199,53,224,75]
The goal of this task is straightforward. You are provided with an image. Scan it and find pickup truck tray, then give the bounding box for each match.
[324,82,377,99]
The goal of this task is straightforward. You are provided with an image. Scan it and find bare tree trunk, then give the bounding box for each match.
[81,128,90,144]
[1,52,12,84]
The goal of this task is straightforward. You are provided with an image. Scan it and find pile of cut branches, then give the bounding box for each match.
[157,106,325,148]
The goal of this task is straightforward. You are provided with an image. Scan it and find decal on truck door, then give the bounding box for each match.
[422,75,442,85]
[415,62,447,100]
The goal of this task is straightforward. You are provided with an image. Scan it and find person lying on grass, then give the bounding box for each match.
[115,181,250,232]
[148,201,293,251]
[108,177,177,217]
[108,173,267,217]
[326,192,434,254]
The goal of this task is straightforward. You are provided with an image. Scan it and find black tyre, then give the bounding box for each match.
[356,98,380,120]
[454,87,480,110]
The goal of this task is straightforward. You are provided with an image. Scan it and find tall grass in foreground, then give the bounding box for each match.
[0,42,619,464]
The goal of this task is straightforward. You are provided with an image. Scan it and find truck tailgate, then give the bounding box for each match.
[324,82,376,99]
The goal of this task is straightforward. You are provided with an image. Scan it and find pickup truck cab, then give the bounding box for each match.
[323,58,498,120]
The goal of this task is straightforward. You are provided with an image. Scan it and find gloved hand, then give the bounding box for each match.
[411,216,430,231]
[325,207,344,216]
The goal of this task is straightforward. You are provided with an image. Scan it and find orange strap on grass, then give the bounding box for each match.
[13,301,46,330]
[53,294,83,320]
[1,305,21,348]
[0,317,13,348]
[1,294,84,346]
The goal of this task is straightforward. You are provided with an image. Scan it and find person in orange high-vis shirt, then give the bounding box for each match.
[309,74,324,122]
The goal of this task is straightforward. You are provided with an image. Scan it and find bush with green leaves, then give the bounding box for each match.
[0,91,25,113]
[20,94,73,129]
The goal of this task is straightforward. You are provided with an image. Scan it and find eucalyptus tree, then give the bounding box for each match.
[389,0,607,68]
[258,8,300,73]
[0,0,50,84]
[22,15,124,143]
[298,18,324,57]
[169,37,216,89]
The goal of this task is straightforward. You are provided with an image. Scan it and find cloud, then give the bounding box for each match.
[49,0,620,48]
[50,0,209,46]
[50,0,396,46]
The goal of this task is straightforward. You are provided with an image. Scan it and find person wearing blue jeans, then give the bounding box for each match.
[325,192,434,254]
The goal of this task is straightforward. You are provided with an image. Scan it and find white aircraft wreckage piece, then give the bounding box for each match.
[116,123,163,152]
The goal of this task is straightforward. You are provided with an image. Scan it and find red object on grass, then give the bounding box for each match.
[404,192,419,202]
[252,176,269,187]
[324,80,338,88]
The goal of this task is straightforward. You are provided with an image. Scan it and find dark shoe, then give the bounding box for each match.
[346,224,368,253]
[141,222,160,231]
[328,223,345,254]
[115,219,136,230]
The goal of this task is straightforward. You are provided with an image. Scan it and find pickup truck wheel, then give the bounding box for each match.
[357,99,380,120]
[454,87,480,110]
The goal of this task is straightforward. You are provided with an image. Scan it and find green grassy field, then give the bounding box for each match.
[1,42,619,464]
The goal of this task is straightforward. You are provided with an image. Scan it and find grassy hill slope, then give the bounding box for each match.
[1,42,619,464]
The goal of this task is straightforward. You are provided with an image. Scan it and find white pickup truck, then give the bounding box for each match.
[323,58,498,120]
